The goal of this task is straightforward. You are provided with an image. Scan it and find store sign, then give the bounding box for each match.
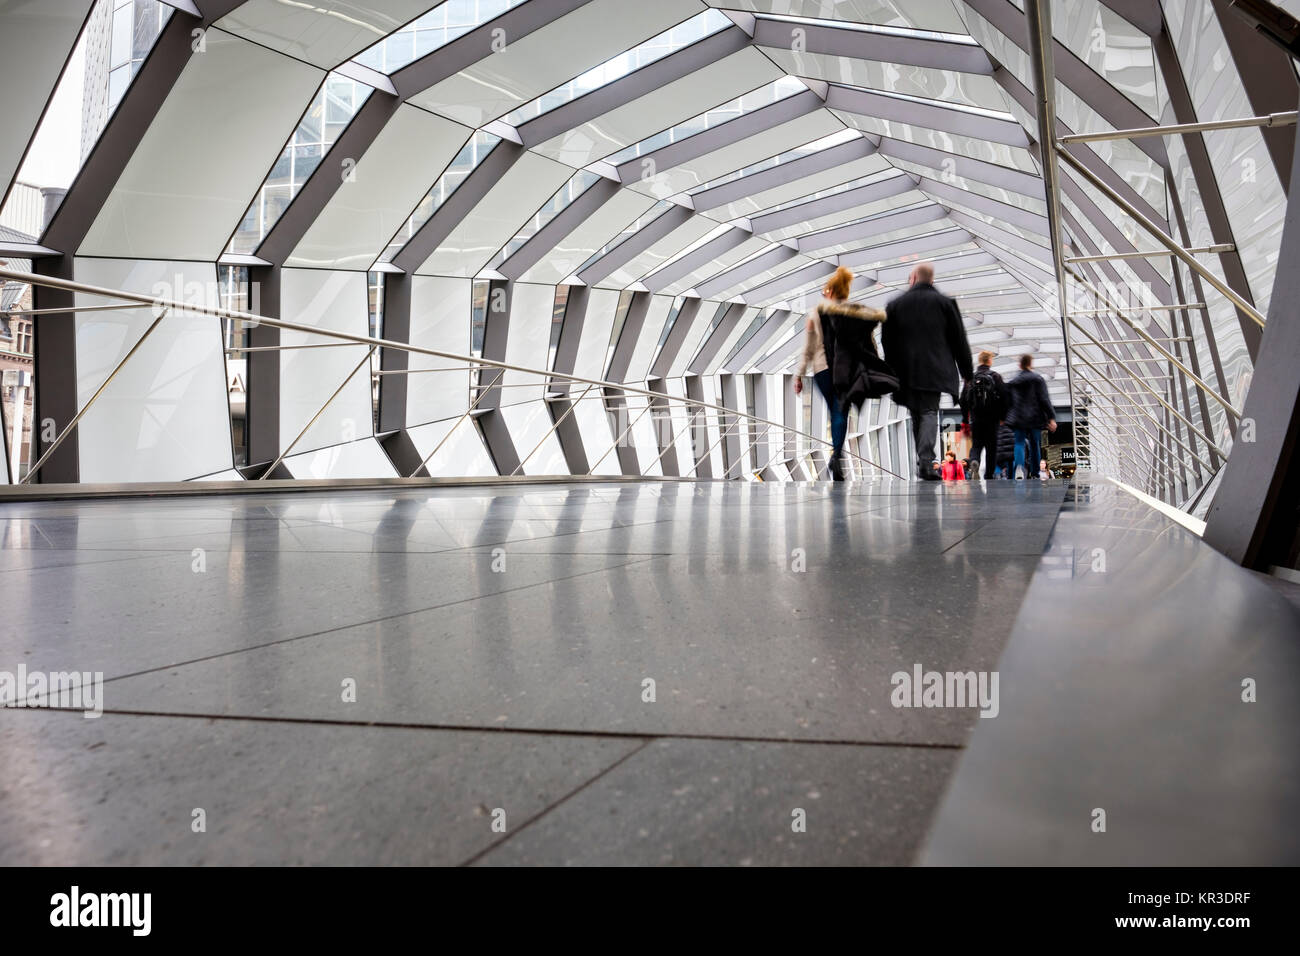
[1060,449,1077,463]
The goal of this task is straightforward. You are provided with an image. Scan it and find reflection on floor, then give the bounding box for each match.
[1,477,1293,864]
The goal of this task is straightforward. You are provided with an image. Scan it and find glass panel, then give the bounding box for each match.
[494,170,602,267]
[688,128,862,195]
[353,0,532,74]
[604,76,807,166]
[379,129,502,263]
[226,73,373,255]
[501,9,732,126]
[755,11,976,44]
[574,199,674,273]
[110,4,133,67]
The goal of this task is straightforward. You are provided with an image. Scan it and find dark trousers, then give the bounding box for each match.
[813,369,848,460]
[903,389,941,477]
[1013,427,1041,479]
[968,422,999,479]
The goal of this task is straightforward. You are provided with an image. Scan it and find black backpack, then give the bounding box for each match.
[968,369,999,418]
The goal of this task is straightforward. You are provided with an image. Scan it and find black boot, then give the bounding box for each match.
[829,454,845,481]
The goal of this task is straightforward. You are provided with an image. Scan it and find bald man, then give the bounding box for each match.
[881,262,973,481]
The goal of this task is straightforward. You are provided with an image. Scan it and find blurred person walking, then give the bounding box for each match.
[995,423,1015,478]
[794,265,888,480]
[960,350,1007,479]
[1004,354,1056,479]
[882,262,973,481]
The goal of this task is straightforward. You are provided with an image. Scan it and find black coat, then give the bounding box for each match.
[817,301,887,410]
[996,423,1015,463]
[881,281,973,403]
[1004,369,1055,430]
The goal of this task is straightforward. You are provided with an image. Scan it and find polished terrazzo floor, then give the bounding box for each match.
[2,477,1294,865]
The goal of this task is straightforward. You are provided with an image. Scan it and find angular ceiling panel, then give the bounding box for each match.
[416,151,574,276]
[532,48,784,167]
[79,29,324,260]
[287,105,472,270]
[407,0,703,127]
[628,109,847,198]
[216,0,434,69]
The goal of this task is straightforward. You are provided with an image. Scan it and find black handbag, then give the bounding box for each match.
[860,351,900,398]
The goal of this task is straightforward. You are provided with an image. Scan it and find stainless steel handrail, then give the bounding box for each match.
[0,265,902,482]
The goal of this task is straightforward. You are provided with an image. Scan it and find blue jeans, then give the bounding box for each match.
[1013,427,1041,479]
[813,369,848,460]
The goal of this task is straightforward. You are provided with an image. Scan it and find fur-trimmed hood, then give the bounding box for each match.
[817,301,885,322]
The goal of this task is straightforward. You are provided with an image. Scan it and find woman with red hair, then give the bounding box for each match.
[793,266,885,480]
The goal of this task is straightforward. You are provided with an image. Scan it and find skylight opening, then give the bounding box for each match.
[654,296,689,354]
[353,0,532,75]
[756,12,977,45]
[494,169,603,266]
[501,9,731,127]
[604,76,808,167]
[849,84,1017,121]
[378,129,501,264]
[688,128,862,194]
[756,169,912,216]
[229,73,373,255]
[641,221,734,282]
[574,200,675,274]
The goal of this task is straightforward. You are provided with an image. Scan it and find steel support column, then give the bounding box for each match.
[1024,0,1078,466]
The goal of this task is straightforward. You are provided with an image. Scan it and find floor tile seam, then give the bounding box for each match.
[455,739,656,866]
[77,554,667,688]
[2,705,970,752]
[0,550,176,574]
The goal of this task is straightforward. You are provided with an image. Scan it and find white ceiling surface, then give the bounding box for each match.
[80,29,324,260]
[762,49,1003,110]
[629,110,848,198]
[531,48,784,167]
[517,189,659,284]
[288,105,472,270]
[407,0,705,127]
[415,150,573,276]
[215,0,434,69]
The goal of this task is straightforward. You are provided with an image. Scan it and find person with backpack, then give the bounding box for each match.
[1004,354,1057,479]
[959,350,1007,479]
